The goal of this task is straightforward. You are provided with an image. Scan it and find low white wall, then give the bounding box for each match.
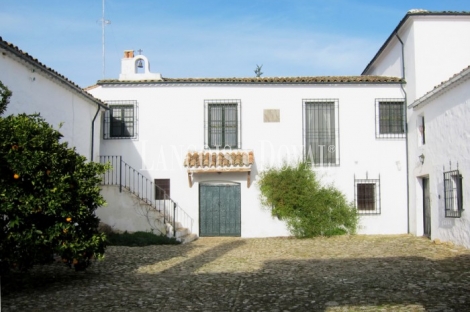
[98,186,167,234]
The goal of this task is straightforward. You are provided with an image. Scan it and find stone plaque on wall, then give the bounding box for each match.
[263,109,280,122]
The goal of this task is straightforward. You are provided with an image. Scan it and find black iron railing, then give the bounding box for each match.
[99,155,194,237]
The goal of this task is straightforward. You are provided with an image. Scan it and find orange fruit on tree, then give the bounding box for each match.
[13,173,19,179]
[66,217,72,222]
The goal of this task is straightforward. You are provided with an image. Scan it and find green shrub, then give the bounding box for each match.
[258,161,358,237]
[106,231,180,246]
[0,80,12,115]
[0,113,108,272]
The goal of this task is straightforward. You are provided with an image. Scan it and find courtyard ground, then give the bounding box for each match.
[2,235,470,311]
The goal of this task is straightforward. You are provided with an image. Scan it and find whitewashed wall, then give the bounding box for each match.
[364,15,470,103]
[90,82,407,237]
[99,186,167,234]
[408,74,470,248]
[0,52,103,160]
[412,17,470,103]
[363,33,405,79]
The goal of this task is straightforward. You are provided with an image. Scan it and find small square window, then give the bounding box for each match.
[155,179,170,200]
[375,99,405,139]
[355,176,381,215]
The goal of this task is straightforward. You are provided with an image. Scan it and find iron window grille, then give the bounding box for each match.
[303,99,340,166]
[354,175,381,215]
[104,100,138,140]
[204,99,241,149]
[375,99,405,139]
[444,170,463,218]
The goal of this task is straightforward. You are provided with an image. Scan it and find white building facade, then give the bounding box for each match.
[0,37,107,161]
[408,66,470,247]
[89,50,408,238]
[3,10,470,245]
[363,11,470,246]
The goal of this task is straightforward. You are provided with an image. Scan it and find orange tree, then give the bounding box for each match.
[0,84,107,272]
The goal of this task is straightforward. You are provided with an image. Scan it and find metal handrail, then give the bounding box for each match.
[99,155,194,237]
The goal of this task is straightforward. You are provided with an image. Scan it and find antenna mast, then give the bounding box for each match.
[101,0,111,78]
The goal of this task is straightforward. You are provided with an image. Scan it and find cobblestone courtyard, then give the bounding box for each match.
[3,235,470,311]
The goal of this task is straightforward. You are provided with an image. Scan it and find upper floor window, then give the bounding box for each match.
[204,100,241,149]
[104,101,138,140]
[303,99,339,166]
[375,99,405,139]
[444,170,463,218]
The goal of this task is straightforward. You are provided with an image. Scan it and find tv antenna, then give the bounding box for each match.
[99,0,111,78]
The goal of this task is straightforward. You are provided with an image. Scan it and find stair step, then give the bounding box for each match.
[175,227,190,238]
[102,183,195,241]
[178,233,198,244]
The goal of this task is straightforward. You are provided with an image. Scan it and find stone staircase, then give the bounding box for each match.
[100,155,197,244]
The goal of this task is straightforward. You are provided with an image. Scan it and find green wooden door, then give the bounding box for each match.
[199,183,241,237]
[423,177,431,238]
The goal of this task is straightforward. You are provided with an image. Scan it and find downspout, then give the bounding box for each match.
[91,105,101,161]
[396,33,410,234]
[90,105,101,161]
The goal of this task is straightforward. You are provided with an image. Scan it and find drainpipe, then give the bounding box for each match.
[91,105,101,161]
[396,33,410,234]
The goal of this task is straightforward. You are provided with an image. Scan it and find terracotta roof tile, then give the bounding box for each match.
[98,76,403,85]
[0,36,107,108]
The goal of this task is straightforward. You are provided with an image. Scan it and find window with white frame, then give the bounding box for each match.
[444,170,463,218]
[354,176,381,215]
[375,99,405,138]
[204,100,241,149]
[303,99,339,166]
[104,101,138,139]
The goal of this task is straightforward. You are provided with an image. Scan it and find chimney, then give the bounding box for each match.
[124,50,134,58]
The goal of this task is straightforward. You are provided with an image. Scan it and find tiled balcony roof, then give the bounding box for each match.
[185,150,254,172]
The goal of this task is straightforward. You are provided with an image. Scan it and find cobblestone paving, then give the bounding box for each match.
[3,235,470,311]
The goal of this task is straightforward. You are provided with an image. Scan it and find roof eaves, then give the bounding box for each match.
[97,76,404,85]
[0,37,107,110]
[362,11,470,75]
[409,65,470,109]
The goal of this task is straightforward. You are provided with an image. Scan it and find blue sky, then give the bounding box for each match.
[1,0,469,87]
